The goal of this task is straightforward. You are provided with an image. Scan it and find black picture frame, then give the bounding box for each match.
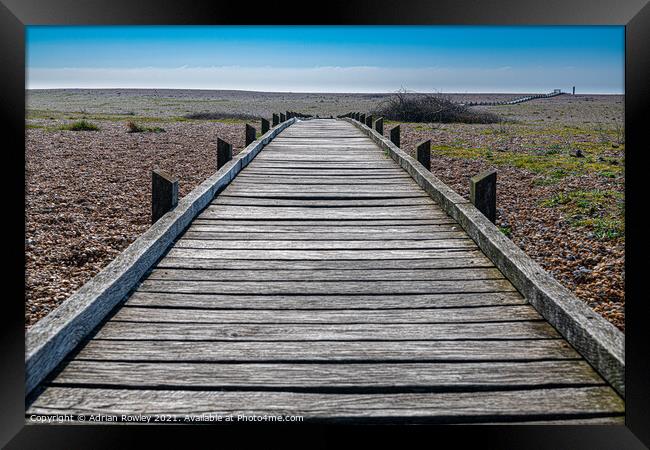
[1,0,648,447]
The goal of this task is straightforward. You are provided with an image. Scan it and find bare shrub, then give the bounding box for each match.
[372,89,501,124]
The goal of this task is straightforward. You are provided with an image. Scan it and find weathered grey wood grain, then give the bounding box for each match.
[240,168,406,175]
[198,207,451,221]
[112,304,538,324]
[147,267,504,282]
[212,196,433,207]
[95,321,558,341]
[155,256,497,270]
[344,117,625,397]
[186,223,461,233]
[73,339,579,362]
[24,118,298,395]
[182,230,468,240]
[165,248,484,260]
[235,176,413,183]
[125,291,525,310]
[217,189,441,199]
[191,218,456,226]
[136,279,517,295]
[151,170,179,224]
[28,386,623,421]
[51,360,602,390]
[172,238,477,250]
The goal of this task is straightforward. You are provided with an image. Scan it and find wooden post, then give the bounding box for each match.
[374,117,384,135]
[280,112,286,122]
[390,125,400,147]
[151,169,179,224]
[573,86,576,95]
[217,137,232,170]
[365,115,373,128]
[261,118,270,134]
[359,113,366,125]
[470,168,497,223]
[416,140,431,169]
[272,113,279,126]
[245,124,256,146]
[286,111,292,119]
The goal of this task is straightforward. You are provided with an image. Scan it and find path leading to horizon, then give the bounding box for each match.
[27,119,623,423]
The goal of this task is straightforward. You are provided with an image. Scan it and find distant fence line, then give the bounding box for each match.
[463,90,566,107]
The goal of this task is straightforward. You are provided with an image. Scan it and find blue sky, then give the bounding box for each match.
[26,26,624,93]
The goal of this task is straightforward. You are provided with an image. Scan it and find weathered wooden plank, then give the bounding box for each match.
[217,191,440,199]
[190,218,456,226]
[222,185,425,194]
[112,305,538,324]
[199,207,448,220]
[95,321,558,341]
[147,267,504,282]
[246,163,401,169]
[165,248,484,261]
[28,387,623,421]
[137,279,517,295]
[155,256,497,271]
[240,169,407,175]
[73,339,579,362]
[235,174,413,181]
[182,230,468,240]
[125,291,526,309]
[211,197,435,207]
[186,224,461,233]
[172,239,477,250]
[51,360,602,390]
[23,118,299,395]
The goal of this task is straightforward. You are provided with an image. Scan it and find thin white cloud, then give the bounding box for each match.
[26,65,624,93]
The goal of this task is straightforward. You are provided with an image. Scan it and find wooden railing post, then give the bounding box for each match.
[416,140,431,169]
[286,111,292,119]
[151,169,179,224]
[272,113,279,126]
[365,115,373,128]
[280,112,286,122]
[217,137,232,170]
[359,113,366,125]
[374,117,383,134]
[245,124,256,146]
[261,118,270,134]
[470,168,497,223]
[390,125,400,147]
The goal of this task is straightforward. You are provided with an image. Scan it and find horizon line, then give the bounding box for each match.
[25,87,624,95]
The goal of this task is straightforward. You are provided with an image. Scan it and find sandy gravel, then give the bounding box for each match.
[25,119,251,327]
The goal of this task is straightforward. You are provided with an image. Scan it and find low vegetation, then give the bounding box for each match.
[59,120,99,131]
[373,89,501,124]
[125,121,165,133]
[540,189,624,239]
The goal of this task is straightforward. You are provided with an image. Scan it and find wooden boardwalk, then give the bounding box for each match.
[27,119,624,424]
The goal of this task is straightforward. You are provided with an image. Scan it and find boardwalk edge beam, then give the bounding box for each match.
[24,118,298,396]
[344,117,625,397]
